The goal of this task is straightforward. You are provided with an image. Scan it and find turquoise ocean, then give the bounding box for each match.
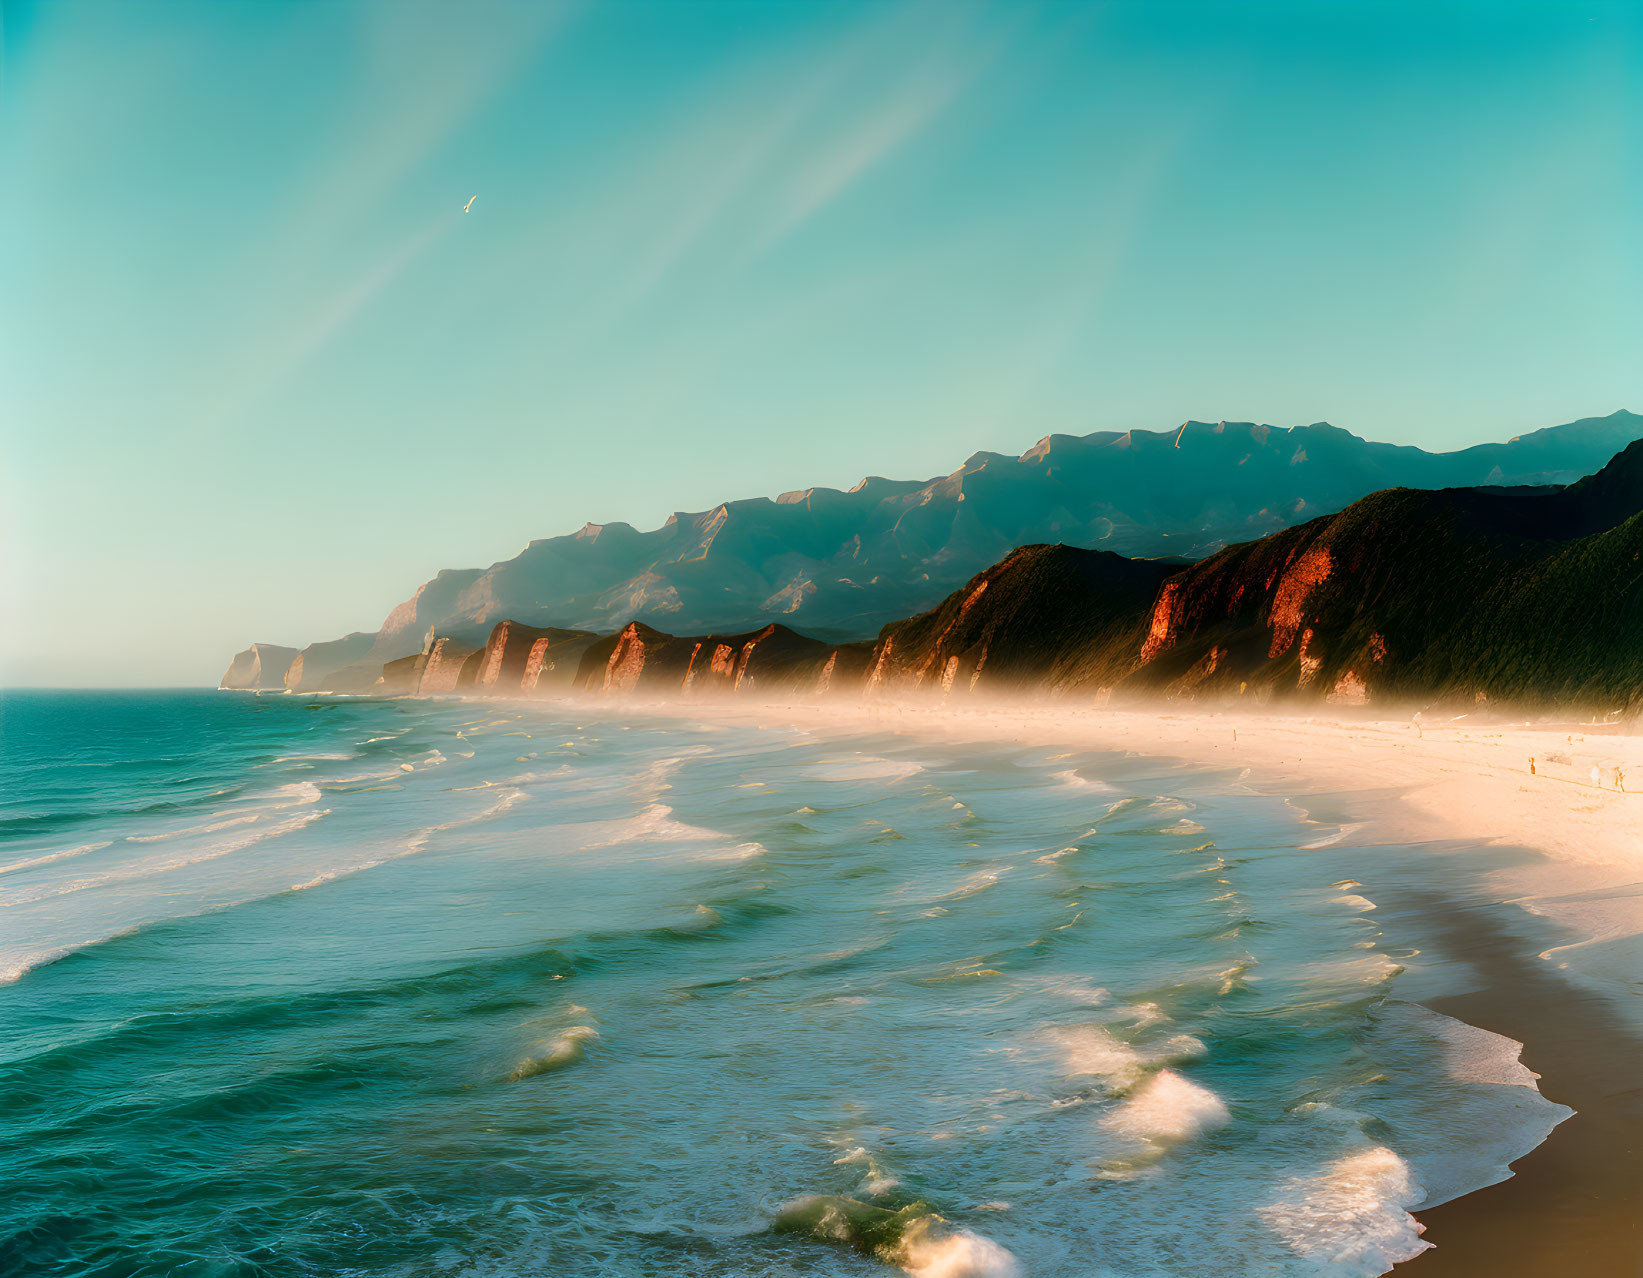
[0,691,1571,1277]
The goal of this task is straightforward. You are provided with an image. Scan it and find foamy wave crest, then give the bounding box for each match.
[0,841,113,878]
[774,1196,1018,1278]
[290,790,529,891]
[1299,822,1370,850]
[1256,1146,1430,1272]
[832,1145,900,1197]
[583,803,719,848]
[1381,1001,1540,1088]
[806,758,924,782]
[0,810,329,906]
[898,1217,1020,1278]
[1101,1069,1230,1147]
[1,942,88,985]
[577,804,763,860]
[125,814,261,843]
[271,781,323,807]
[1048,769,1112,792]
[938,866,1010,902]
[1051,1025,1205,1090]
[509,1026,599,1081]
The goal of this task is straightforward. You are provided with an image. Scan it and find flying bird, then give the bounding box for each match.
[463,196,477,213]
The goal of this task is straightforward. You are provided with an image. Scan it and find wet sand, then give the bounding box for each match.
[1380,884,1643,1275]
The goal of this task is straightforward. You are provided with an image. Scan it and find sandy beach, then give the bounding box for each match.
[560,696,1643,1276]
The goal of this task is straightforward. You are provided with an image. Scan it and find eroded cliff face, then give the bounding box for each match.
[867,545,1176,699]
[375,654,422,696]
[565,621,868,698]
[416,637,481,695]
[284,633,377,693]
[220,644,299,691]
[1120,439,1643,708]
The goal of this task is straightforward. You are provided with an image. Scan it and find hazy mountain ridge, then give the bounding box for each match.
[221,409,1643,696]
[869,437,1643,712]
[325,421,1643,710]
[221,410,1643,697]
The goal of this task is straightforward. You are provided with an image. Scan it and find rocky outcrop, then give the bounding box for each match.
[433,621,606,696]
[220,644,299,691]
[520,630,601,694]
[284,632,377,693]
[569,621,869,697]
[375,654,422,696]
[574,623,696,694]
[416,637,481,695]
[867,546,1176,697]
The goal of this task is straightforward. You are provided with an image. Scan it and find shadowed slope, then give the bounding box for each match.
[866,545,1178,696]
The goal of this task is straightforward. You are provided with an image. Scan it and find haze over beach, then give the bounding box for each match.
[3,2,1643,1276]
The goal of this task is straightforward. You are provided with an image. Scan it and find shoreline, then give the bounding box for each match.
[529,695,1643,1276]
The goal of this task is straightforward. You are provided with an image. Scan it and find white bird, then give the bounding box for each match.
[463,195,477,213]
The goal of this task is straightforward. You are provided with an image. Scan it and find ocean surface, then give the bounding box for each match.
[0,691,1571,1277]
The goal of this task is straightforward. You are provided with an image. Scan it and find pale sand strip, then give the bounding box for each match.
[574,698,1643,867]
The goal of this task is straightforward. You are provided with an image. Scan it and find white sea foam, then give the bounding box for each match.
[0,810,330,906]
[0,841,113,877]
[898,1218,1020,1278]
[271,781,323,807]
[509,1025,599,1081]
[576,804,761,860]
[1053,1026,1145,1088]
[125,813,261,843]
[938,867,1010,901]
[290,789,530,891]
[1101,1069,1230,1146]
[1299,822,1369,850]
[1257,1146,1430,1272]
[806,758,924,782]
[1288,953,1404,986]
[1048,769,1113,792]
[1378,1001,1540,1088]
[1051,1026,1205,1091]
[1357,1002,1573,1209]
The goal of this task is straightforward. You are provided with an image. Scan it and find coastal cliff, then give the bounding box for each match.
[272,410,1643,667]
[219,433,1643,717]
[220,644,299,691]
[454,623,598,696]
[569,622,871,697]
[283,632,377,693]
[865,546,1176,698]
[1116,438,1643,709]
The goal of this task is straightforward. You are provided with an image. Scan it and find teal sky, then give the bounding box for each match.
[2,0,1639,686]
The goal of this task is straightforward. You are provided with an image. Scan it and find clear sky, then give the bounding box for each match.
[2,0,1639,685]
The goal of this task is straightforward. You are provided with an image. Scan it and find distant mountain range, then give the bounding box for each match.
[869,433,1643,711]
[223,409,1643,703]
[228,431,1643,714]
